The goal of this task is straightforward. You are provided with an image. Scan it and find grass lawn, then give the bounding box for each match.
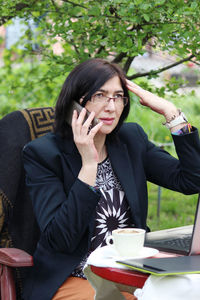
[147,182,198,231]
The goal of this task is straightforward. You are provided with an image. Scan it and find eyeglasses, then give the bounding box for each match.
[90,93,128,107]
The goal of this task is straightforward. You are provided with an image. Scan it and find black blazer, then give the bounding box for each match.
[22,123,200,300]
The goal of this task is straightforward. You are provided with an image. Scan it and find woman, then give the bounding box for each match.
[23,58,200,300]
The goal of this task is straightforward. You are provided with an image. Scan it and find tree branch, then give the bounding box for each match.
[123,56,135,73]
[122,32,153,73]
[61,0,87,9]
[111,52,127,63]
[0,0,39,25]
[127,54,196,80]
[70,39,80,55]
[51,0,60,13]
[96,45,106,55]
[191,60,200,67]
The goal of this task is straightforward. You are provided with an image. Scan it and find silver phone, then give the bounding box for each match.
[66,101,99,128]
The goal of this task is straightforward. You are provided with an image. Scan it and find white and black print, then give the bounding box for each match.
[91,157,133,250]
[72,157,134,278]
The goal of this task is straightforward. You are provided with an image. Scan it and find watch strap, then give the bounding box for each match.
[164,110,188,129]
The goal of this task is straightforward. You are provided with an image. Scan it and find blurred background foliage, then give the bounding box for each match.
[0,0,200,230]
[0,0,200,124]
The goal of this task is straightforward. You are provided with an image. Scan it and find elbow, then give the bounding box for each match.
[42,227,76,254]
[41,222,89,254]
[178,171,200,195]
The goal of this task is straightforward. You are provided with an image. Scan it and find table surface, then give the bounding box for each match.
[90,265,149,288]
[90,226,187,289]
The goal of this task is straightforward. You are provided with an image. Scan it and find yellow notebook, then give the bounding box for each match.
[117,256,200,276]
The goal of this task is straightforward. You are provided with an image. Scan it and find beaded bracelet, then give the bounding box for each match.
[172,123,192,135]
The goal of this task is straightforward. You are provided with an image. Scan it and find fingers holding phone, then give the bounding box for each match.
[72,107,102,136]
[72,107,103,165]
[66,101,99,128]
[73,108,94,134]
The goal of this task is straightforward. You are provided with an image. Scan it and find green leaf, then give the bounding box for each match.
[143,14,150,22]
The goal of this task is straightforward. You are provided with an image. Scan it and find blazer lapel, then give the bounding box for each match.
[107,138,142,227]
[55,134,82,178]
[55,133,142,226]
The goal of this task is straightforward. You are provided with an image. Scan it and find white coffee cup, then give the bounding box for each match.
[106,228,146,257]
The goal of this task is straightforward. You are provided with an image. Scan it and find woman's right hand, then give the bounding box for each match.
[72,108,103,185]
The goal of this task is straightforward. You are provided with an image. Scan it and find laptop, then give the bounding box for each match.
[144,194,200,255]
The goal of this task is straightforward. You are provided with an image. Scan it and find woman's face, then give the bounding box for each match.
[84,76,125,136]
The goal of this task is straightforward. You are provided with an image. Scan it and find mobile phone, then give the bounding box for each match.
[66,101,99,128]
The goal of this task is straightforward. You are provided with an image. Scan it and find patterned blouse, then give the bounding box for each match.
[71,156,134,278]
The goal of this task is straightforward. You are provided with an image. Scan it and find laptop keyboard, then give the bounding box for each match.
[160,237,191,248]
[145,236,191,252]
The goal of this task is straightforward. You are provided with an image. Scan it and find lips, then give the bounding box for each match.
[99,118,115,125]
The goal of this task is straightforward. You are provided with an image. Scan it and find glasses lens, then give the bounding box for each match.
[92,95,128,106]
[92,94,106,103]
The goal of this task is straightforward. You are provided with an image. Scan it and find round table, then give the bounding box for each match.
[90,265,149,288]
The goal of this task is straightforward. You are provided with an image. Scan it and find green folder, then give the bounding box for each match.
[116,256,200,276]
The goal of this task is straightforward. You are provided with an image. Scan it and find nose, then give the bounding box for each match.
[105,98,116,111]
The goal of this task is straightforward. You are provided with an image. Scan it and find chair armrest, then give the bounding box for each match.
[0,248,33,267]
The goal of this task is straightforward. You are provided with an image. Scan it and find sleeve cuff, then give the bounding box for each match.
[172,123,193,136]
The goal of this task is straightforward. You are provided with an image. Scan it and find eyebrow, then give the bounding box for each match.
[97,88,124,93]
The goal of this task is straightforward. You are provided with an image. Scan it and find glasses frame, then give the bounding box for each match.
[90,95,128,107]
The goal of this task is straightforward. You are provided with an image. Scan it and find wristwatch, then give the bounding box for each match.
[164,111,188,129]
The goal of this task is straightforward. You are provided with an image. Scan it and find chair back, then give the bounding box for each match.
[0,107,55,298]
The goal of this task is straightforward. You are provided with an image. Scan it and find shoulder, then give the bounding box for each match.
[22,133,74,178]
[23,133,59,156]
[22,133,68,171]
[118,122,148,143]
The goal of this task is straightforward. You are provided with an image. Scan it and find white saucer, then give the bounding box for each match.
[86,245,159,269]
[102,245,159,260]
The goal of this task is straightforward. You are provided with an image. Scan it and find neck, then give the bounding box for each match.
[94,134,107,163]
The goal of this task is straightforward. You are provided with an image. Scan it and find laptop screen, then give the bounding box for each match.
[190,194,200,255]
[145,194,200,255]
[147,186,198,232]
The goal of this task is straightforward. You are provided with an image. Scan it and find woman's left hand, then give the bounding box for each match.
[126,79,178,122]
